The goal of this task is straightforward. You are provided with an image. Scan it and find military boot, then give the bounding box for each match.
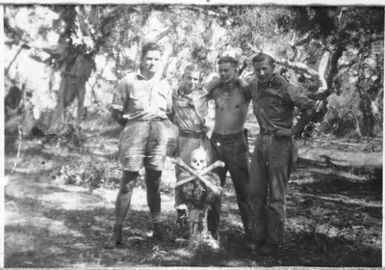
[105,224,122,249]
[258,241,279,256]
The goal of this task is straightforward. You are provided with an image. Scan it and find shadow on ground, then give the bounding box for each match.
[4,130,382,267]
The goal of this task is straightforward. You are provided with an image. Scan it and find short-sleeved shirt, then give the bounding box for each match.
[111,71,172,171]
[171,87,208,133]
[251,74,315,134]
[171,86,212,182]
[111,71,172,121]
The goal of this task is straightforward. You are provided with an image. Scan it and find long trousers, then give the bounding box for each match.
[208,131,252,238]
[248,134,292,244]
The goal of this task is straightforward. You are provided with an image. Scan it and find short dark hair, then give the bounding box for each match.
[141,42,162,59]
[218,56,238,68]
[251,53,275,67]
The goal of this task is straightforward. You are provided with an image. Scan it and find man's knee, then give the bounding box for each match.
[119,171,139,194]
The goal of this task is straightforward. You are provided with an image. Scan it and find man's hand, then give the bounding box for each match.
[204,76,222,93]
[236,77,250,88]
[110,108,127,127]
[274,128,293,137]
[108,104,124,111]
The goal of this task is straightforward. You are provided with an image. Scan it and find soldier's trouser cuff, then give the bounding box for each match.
[151,212,161,224]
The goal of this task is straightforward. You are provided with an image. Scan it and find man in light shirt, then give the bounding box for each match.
[106,42,172,248]
[169,64,217,238]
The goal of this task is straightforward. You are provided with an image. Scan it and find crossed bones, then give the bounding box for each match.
[170,158,225,195]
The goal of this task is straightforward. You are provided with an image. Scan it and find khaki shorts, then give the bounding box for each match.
[119,120,168,171]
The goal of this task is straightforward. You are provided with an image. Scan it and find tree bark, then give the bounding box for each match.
[359,94,376,137]
[356,48,378,137]
[47,7,123,136]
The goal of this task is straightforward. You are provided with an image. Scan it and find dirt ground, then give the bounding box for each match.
[4,115,382,267]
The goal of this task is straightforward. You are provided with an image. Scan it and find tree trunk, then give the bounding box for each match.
[359,94,376,137]
[310,44,345,123]
[356,49,378,137]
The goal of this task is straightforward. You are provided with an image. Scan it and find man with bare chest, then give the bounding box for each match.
[205,56,253,244]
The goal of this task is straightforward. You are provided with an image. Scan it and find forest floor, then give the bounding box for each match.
[4,113,383,267]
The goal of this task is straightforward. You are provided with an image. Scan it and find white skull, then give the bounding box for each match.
[190,147,208,172]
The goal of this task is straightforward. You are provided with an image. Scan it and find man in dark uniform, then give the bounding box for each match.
[248,53,315,255]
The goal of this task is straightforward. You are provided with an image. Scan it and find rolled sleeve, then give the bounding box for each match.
[194,92,209,120]
[166,83,173,116]
[203,76,222,99]
[111,78,129,112]
[287,85,315,112]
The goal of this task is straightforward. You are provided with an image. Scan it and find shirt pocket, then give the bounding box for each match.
[263,90,287,115]
[157,88,168,100]
[266,89,284,104]
[129,82,147,110]
[174,96,191,108]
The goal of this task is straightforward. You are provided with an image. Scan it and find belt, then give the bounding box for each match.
[136,118,165,122]
[259,131,274,136]
[259,130,292,141]
[149,118,165,122]
[179,130,207,139]
[211,131,244,141]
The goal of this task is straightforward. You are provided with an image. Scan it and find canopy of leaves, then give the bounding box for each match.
[4,5,384,137]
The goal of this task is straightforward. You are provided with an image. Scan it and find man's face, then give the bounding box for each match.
[253,59,274,83]
[182,70,200,93]
[142,50,161,76]
[218,63,237,83]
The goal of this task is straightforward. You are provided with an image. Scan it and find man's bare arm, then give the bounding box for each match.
[202,76,222,99]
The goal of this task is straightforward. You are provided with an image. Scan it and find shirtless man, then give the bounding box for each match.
[205,56,253,244]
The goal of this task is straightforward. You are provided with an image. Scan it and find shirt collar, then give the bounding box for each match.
[177,86,185,96]
[258,73,286,89]
[177,85,195,97]
[136,69,156,81]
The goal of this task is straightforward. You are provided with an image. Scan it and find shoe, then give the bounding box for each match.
[245,238,264,252]
[245,241,257,251]
[259,242,277,256]
[105,224,122,249]
[244,232,261,252]
[206,236,220,250]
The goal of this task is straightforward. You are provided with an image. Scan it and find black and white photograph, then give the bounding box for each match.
[3,3,383,267]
